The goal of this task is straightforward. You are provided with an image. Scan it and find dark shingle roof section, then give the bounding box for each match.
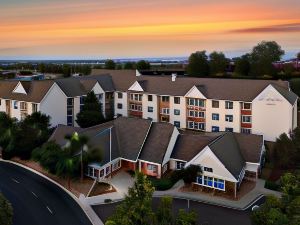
[91,69,295,102]
[87,75,115,92]
[0,80,54,103]
[114,117,152,161]
[272,84,298,104]
[48,124,83,146]
[139,123,174,164]
[209,133,245,180]
[171,134,219,162]
[234,133,263,163]
[55,78,87,97]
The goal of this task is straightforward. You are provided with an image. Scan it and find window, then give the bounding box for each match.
[97,94,103,101]
[148,95,153,101]
[112,160,121,171]
[20,102,27,110]
[188,121,205,130]
[161,96,169,102]
[197,176,203,184]
[67,98,74,106]
[214,178,225,190]
[130,104,142,111]
[100,169,104,178]
[174,121,180,128]
[161,108,170,115]
[204,176,213,187]
[225,115,233,122]
[189,110,204,118]
[212,126,219,132]
[67,116,73,126]
[118,92,123,99]
[106,166,111,175]
[225,127,233,132]
[212,113,219,121]
[242,116,251,123]
[242,102,251,110]
[241,128,252,134]
[0,99,1,105]
[32,103,38,113]
[204,167,213,173]
[147,164,157,172]
[188,98,205,107]
[174,109,180,115]
[14,101,18,109]
[80,96,85,105]
[117,103,123,109]
[130,93,142,101]
[225,101,233,109]
[212,100,219,108]
[174,97,180,104]
[148,106,153,112]
[176,161,185,170]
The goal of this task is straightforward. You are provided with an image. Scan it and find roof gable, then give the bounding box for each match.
[13,81,27,94]
[184,85,207,99]
[128,81,144,92]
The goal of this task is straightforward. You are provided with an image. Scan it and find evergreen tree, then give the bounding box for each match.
[76,91,105,128]
[209,51,228,75]
[136,60,151,70]
[156,196,173,225]
[104,60,116,70]
[187,51,209,76]
[0,193,13,225]
[234,54,251,76]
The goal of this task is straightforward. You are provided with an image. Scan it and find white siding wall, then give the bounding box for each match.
[73,97,80,127]
[245,162,259,173]
[92,83,106,116]
[169,96,186,128]
[293,102,298,129]
[0,99,5,112]
[162,128,180,166]
[114,92,128,117]
[252,85,293,141]
[206,100,241,132]
[40,83,67,127]
[186,146,237,182]
[142,94,158,121]
[10,100,21,120]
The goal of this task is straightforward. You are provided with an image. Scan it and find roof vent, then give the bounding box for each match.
[136,69,142,77]
[171,73,177,82]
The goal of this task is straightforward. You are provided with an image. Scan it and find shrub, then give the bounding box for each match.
[0,193,13,225]
[149,178,174,191]
[182,165,202,184]
[265,180,280,191]
[104,199,112,203]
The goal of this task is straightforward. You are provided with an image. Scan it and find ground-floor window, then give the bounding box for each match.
[106,166,111,175]
[196,175,225,191]
[112,160,121,171]
[241,128,251,134]
[147,164,157,173]
[176,161,185,170]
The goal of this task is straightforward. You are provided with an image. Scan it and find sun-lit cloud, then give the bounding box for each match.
[0,0,299,59]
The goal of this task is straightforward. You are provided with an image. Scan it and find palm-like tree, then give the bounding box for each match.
[56,132,102,189]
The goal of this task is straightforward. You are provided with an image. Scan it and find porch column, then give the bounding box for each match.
[234,183,237,199]
[138,161,142,172]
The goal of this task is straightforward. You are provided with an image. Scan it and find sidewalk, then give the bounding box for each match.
[154,179,282,210]
[84,170,134,205]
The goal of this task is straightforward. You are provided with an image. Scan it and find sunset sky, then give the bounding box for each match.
[0,0,300,60]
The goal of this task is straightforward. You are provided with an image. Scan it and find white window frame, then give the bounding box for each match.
[225,115,233,122]
[225,101,233,109]
[176,161,185,170]
[161,108,170,115]
[242,115,252,123]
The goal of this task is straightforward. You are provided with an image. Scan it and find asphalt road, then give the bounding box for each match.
[0,161,92,225]
[93,196,266,225]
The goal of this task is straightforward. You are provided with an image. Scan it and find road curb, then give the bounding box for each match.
[0,159,104,225]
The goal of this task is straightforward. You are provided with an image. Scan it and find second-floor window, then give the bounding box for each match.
[118,92,123,99]
[242,102,251,110]
[212,100,219,108]
[117,103,123,109]
[20,102,27,110]
[32,103,38,113]
[204,167,213,173]
[242,115,252,123]
[130,104,142,111]
[148,95,153,101]
[188,110,204,118]
[14,101,18,109]
[225,101,233,109]
[225,115,233,122]
[161,108,170,115]
[174,109,180,115]
[148,106,153,112]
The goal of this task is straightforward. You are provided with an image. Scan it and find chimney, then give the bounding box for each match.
[171,73,177,82]
[136,69,141,77]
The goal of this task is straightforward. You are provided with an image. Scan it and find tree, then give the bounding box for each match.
[175,209,197,225]
[182,165,202,184]
[106,172,155,225]
[187,51,209,76]
[0,193,13,225]
[76,91,105,128]
[39,63,46,73]
[234,54,251,76]
[116,64,123,70]
[62,64,71,77]
[287,196,300,225]
[13,112,51,159]
[290,79,300,99]
[280,173,300,203]
[156,196,173,225]
[209,51,228,75]
[274,133,297,168]
[0,113,17,159]
[283,63,296,76]
[136,60,151,70]
[249,41,285,77]
[124,62,136,70]
[104,60,116,70]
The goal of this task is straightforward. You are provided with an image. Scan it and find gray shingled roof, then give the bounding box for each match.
[91,69,296,103]
[139,122,174,164]
[55,78,88,97]
[208,133,246,180]
[171,134,219,162]
[272,84,298,105]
